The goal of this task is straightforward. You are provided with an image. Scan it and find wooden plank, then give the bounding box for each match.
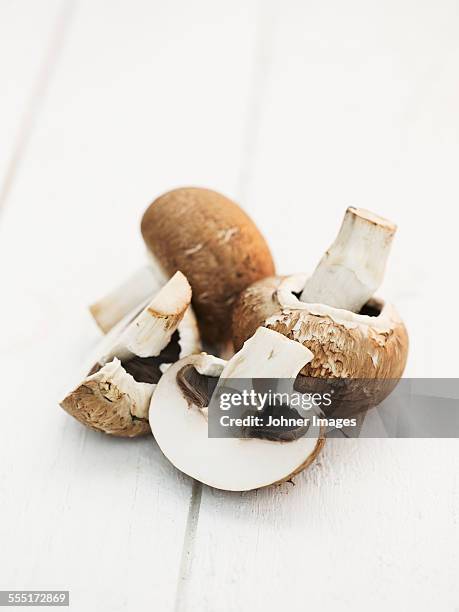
[188,0,459,609]
[188,440,459,611]
[0,1,259,610]
[0,0,68,212]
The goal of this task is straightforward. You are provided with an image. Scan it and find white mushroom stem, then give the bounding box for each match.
[219,326,313,381]
[300,207,396,312]
[89,255,168,333]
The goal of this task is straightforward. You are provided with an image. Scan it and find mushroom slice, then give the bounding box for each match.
[61,271,198,437]
[150,327,324,491]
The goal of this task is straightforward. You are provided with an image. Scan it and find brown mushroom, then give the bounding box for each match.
[90,187,275,347]
[232,209,409,417]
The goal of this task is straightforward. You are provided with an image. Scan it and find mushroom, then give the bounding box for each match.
[89,187,275,347]
[232,208,409,416]
[61,271,200,437]
[149,327,324,491]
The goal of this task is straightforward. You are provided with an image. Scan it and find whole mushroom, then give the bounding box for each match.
[232,208,409,416]
[90,187,275,348]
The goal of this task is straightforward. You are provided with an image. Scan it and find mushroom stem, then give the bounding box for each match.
[219,327,313,380]
[300,207,396,312]
[89,259,168,333]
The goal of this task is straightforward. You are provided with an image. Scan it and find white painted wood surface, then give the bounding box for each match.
[0,1,457,611]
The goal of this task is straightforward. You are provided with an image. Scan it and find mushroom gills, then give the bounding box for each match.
[122,331,180,384]
[176,363,219,409]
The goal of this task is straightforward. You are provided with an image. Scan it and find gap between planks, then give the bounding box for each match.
[173,1,279,608]
[0,0,76,218]
[174,480,203,612]
[237,0,278,204]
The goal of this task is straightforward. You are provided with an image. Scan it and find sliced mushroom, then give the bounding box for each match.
[90,187,275,346]
[61,272,200,437]
[149,327,324,491]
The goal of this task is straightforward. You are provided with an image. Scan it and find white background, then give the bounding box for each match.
[0,1,458,610]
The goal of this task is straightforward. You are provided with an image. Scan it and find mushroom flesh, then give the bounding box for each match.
[61,272,200,437]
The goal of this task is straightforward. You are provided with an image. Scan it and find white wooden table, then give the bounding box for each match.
[1,1,458,610]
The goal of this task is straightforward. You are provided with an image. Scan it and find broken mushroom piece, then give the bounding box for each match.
[90,187,275,346]
[61,272,200,437]
[150,327,324,491]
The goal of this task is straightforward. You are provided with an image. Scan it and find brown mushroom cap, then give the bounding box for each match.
[232,275,409,416]
[141,187,275,345]
[61,363,152,438]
